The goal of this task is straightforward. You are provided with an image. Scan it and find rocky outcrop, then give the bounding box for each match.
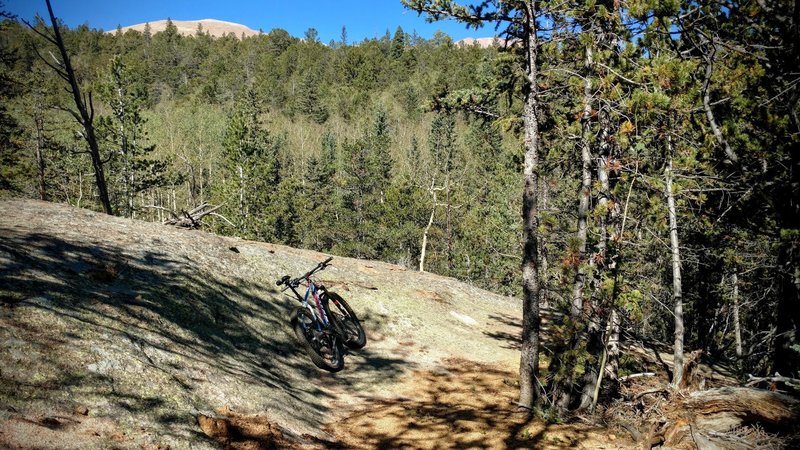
[0,199,521,449]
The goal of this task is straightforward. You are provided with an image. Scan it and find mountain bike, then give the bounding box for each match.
[276,257,366,372]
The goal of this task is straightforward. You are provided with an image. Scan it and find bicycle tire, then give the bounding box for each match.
[291,307,344,372]
[325,292,367,350]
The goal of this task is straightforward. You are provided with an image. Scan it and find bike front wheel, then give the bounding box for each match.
[291,307,344,372]
[326,292,367,350]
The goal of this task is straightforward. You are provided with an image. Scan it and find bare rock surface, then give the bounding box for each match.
[113,19,260,38]
[0,199,522,449]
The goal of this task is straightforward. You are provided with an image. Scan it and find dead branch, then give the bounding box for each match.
[208,212,236,227]
[745,374,800,388]
[162,203,229,229]
[619,372,656,382]
[633,387,667,400]
[141,204,179,219]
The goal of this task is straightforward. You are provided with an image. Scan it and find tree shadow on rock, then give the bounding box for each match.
[0,226,413,445]
[483,312,522,350]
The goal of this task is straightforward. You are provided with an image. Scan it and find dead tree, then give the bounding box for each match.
[659,387,800,449]
[25,0,113,215]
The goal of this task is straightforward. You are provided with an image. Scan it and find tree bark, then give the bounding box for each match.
[538,173,549,310]
[582,107,619,411]
[571,44,594,319]
[731,271,743,359]
[567,44,596,411]
[44,0,112,215]
[666,134,685,388]
[518,0,542,410]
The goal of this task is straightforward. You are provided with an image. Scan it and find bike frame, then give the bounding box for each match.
[287,276,330,331]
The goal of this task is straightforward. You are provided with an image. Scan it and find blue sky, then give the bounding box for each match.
[5,0,490,43]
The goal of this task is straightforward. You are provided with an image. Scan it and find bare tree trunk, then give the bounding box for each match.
[559,44,595,412]
[666,134,685,388]
[158,190,163,222]
[238,164,245,228]
[732,270,743,359]
[538,174,549,310]
[605,309,620,380]
[582,104,620,412]
[77,172,83,208]
[446,175,453,272]
[571,44,594,318]
[34,116,46,201]
[518,0,542,410]
[199,168,205,205]
[420,182,438,272]
[41,0,113,215]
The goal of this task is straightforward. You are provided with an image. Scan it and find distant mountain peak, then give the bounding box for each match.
[455,37,518,48]
[112,18,260,39]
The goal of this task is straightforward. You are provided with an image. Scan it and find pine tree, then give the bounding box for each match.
[335,110,394,258]
[404,0,551,409]
[300,132,340,251]
[219,89,281,238]
[390,26,406,59]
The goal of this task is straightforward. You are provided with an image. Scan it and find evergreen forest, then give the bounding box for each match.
[1,0,799,418]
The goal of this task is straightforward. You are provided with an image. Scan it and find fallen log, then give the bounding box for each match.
[684,387,799,433]
[657,387,800,449]
[150,203,232,229]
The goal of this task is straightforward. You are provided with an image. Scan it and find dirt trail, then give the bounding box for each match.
[330,358,627,450]
[194,358,629,450]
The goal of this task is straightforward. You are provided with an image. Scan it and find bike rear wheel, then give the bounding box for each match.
[325,292,367,350]
[291,307,344,372]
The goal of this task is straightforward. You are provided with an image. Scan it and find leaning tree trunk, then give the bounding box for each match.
[44,0,112,215]
[419,179,438,272]
[665,134,685,388]
[518,0,543,410]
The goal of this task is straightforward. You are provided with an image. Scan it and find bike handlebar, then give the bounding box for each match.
[276,257,333,290]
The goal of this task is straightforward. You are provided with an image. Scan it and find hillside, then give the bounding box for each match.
[113,19,260,38]
[2,200,797,449]
[1,199,609,449]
